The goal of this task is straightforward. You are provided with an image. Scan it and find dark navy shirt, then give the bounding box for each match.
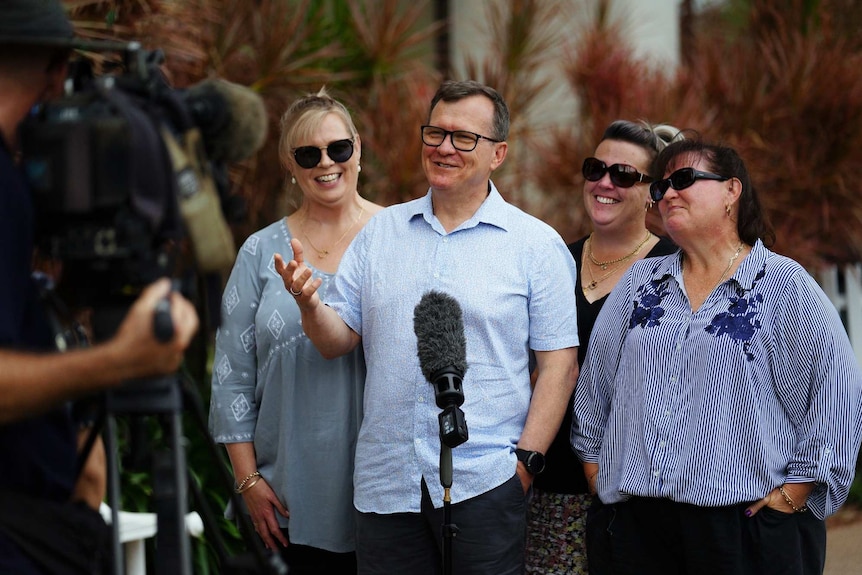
[0,137,77,574]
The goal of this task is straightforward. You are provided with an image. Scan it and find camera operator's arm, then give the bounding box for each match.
[274,239,360,359]
[0,278,198,423]
[72,430,106,510]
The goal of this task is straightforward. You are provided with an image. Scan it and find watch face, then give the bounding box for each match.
[517,449,546,474]
[529,452,546,474]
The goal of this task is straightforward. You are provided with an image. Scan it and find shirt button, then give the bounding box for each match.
[659,440,666,447]
[653,470,660,477]
[664,410,671,417]
[418,396,425,403]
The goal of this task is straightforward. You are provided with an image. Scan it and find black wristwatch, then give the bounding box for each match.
[515,448,546,475]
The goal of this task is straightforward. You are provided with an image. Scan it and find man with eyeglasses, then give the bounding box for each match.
[276,80,579,574]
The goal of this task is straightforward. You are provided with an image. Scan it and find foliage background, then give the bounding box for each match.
[60,0,862,571]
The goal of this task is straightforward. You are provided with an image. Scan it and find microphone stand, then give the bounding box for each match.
[435,402,467,575]
[439,444,458,575]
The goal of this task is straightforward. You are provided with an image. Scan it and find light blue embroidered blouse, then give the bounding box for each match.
[209,218,364,552]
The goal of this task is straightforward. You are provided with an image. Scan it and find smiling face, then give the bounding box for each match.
[583,139,652,232]
[421,95,507,201]
[290,112,361,208]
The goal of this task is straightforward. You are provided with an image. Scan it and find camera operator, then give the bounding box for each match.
[0,2,200,574]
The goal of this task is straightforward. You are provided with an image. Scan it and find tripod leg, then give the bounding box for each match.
[104,411,125,575]
[153,408,193,575]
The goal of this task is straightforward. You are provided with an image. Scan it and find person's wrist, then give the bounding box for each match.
[778,485,809,513]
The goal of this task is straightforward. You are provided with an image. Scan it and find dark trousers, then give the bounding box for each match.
[355,474,529,575]
[241,517,357,575]
[278,539,357,575]
[586,496,827,575]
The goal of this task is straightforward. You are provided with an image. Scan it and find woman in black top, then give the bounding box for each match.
[525,120,683,574]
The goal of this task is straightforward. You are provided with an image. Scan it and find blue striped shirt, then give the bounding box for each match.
[572,240,862,519]
[329,184,579,514]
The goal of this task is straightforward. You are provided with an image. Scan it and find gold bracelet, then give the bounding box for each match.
[778,485,808,513]
[236,476,262,494]
[235,471,261,493]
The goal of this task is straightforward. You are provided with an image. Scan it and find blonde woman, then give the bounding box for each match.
[209,88,382,574]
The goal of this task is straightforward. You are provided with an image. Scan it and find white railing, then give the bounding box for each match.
[99,503,204,575]
[818,264,862,366]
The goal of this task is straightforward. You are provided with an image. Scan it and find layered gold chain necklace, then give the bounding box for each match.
[301,204,364,259]
[584,232,652,291]
[587,232,652,270]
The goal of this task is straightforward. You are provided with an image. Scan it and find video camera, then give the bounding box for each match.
[20,42,267,338]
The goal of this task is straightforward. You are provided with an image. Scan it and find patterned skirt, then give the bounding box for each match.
[525,488,591,574]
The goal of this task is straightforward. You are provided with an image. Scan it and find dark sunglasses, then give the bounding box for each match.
[649,167,729,202]
[582,157,653,188]
[293,138,355,169]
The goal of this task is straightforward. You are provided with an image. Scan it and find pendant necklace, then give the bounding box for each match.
[301,204,364,259]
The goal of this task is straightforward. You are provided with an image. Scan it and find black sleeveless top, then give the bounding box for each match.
[533,235,677,494]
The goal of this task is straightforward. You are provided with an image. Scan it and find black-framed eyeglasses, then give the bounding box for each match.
[420,125,501,152]
[292,138,355,169]
[582,157,653,188]
[649,167,729,202]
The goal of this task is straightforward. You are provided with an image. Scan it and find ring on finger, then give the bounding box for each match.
[289,286,302,297]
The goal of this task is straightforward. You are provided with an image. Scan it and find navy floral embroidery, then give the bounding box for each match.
[629,265,670,329]
[704,263,767,361]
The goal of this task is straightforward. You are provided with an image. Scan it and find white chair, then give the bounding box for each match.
[99,503,204,575]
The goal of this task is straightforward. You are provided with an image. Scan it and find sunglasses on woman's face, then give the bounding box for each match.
[582,157,653,188]
[293,138,355,169]
[649,167,729,202]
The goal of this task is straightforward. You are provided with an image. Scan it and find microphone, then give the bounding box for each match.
[168,80,267,273]
[413,291,469,448]
[184,78,269,164]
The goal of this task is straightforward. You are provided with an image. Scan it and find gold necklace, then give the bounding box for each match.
[715,242,745,285]
[301,204,364,259]
[587,232,652,270]
[584,256,629,291]
[683,241,745,291]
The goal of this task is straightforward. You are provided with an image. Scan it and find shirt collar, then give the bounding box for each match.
[653,238,768,291]
[410,180,510,233]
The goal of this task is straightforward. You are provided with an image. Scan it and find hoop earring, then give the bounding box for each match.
[645,199,655,211]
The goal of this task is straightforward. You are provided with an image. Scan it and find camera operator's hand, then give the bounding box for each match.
[0,278,199,424]
[108,278,199,379]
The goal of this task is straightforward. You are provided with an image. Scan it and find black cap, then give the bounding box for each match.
[0,0,130,52]
[0,0,77,47]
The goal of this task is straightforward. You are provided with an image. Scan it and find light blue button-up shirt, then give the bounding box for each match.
[328,184,579,513]
[572,240,862,519]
